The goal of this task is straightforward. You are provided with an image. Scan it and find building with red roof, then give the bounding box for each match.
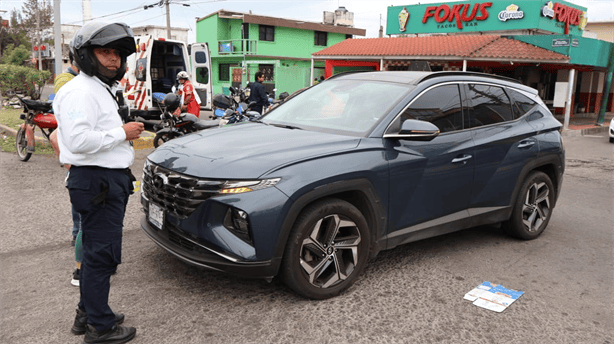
[310,1,614,116]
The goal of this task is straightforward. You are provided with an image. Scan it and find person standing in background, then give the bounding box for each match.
[248,71,269,115]
[176,71,201,117]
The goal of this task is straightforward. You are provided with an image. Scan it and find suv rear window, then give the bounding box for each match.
[466,84,514,128]
[508,88,537,118]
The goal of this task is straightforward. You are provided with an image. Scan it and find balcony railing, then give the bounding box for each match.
[218,39,257,55]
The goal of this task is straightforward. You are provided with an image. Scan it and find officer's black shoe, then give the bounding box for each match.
[71,308,125,335]
[83,324,136,344]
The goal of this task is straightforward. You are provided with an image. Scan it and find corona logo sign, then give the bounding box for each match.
[422,2,493,30]
[498,4,524,22]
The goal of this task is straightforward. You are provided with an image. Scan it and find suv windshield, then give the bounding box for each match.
[263,79,411,136]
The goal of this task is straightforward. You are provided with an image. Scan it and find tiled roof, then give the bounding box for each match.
[314,35,569,61]
[470,37,568,60]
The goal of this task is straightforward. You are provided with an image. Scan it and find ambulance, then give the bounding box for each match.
[122,35,212,119]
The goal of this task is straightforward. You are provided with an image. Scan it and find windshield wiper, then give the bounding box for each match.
[252,119,269,126]
[271,123,302,130]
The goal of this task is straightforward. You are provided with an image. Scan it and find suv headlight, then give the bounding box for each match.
[219,178,281,194]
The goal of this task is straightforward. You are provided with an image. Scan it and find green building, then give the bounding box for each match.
[195,9,366,96]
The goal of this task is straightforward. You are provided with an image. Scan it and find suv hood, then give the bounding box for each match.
[147,122,361,179]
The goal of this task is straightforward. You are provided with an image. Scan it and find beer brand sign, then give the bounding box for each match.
[498,4,524,22]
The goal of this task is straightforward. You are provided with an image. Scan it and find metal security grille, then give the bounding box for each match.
[142,162,224,218]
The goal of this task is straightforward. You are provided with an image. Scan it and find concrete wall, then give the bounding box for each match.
[585,22,614,43]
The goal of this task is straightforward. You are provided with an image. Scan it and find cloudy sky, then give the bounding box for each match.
[1,0,613,42]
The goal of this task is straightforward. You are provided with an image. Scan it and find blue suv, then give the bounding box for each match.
[141,71,564,299]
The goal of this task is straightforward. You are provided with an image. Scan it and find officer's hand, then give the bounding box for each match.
[123,122,145,141]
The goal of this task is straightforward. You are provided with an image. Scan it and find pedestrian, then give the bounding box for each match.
[248,71,269,115]
[175,71,201,117]
[313,77,319,85]
[53,21,143,344]
[319,75,325,82]
[49,50,84,287]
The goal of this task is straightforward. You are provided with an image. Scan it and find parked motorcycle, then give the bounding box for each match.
[213,90,261,126]
[213,86,250,118]
[153,93,220,148]
[265,91,290,113]
[15,96,56,162]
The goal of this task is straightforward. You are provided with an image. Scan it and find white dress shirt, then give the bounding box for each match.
[53,73,134,169]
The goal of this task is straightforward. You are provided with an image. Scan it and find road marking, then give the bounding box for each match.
[583,135,605,138]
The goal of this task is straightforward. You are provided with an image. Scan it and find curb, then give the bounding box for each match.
[561,126,609,137]
[0,123,49,145]
[0,123,155,150]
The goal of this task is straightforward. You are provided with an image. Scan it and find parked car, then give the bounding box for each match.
[609,117,614,143]
[140,71,565,299]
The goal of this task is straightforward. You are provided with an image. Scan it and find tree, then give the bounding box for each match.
[19,0,53,30]
[0,27,32,57]
[1,44,31,65]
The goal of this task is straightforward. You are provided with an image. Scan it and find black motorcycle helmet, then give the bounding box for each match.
[70,21,136,85]
[163,93,181,113]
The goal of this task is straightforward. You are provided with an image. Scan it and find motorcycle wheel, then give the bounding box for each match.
[15,126,32,162]
[153,132,178,148]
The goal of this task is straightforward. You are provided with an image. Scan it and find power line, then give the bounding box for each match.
[130,12,166,25]
[63,4,145,25]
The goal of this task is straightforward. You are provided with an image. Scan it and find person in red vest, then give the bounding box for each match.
[176,71,201,117]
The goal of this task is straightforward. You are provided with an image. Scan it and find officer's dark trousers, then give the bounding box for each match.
[67,166,131,332]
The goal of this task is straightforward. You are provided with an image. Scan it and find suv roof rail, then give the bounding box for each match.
[417,71,523,85]
[325,70,370,81]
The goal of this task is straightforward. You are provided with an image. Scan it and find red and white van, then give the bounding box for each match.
[121,35,212,119]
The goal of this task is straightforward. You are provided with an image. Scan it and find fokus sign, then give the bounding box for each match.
[387,0,587,36]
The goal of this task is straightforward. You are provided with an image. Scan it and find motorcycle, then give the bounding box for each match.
[213,86,250,118]
[213,88,262,126]
[15,96,56,162]
[265,91,290,113]
[153,93,220,148]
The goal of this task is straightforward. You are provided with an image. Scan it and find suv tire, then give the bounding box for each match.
[281,198,370,299]
[503,171,554,240]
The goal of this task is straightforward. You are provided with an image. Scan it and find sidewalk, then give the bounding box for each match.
[556,112,613,137]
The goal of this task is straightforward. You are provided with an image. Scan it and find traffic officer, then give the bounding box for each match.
[53,21,143,344]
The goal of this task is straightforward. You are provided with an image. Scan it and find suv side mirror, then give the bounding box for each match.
[384,119,440,141]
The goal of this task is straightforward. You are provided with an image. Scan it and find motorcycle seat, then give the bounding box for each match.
[21,98,53,112]
[194,119,220,130]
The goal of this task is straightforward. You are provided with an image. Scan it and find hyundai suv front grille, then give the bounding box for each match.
[142,161,224,218]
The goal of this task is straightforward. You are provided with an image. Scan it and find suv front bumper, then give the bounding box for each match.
[141,216,281,278]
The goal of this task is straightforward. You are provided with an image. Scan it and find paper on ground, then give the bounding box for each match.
[464,281,524,312]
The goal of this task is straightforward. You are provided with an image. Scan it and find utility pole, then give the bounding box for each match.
[36,0,42,70]
[53,0,62,77]
[165,0,171,40]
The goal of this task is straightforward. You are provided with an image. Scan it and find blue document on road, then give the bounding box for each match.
[464,281,524,312]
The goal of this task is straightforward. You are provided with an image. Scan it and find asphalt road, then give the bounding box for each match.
[0,133,612,344]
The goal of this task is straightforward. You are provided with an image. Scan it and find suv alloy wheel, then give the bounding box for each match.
[281,199,371,299]
[503,171,555,240]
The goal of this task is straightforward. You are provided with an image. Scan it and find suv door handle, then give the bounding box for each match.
[518,140,536,149]
[452,154,473,164]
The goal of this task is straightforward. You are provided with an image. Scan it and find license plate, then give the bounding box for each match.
[149,202,164,229]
